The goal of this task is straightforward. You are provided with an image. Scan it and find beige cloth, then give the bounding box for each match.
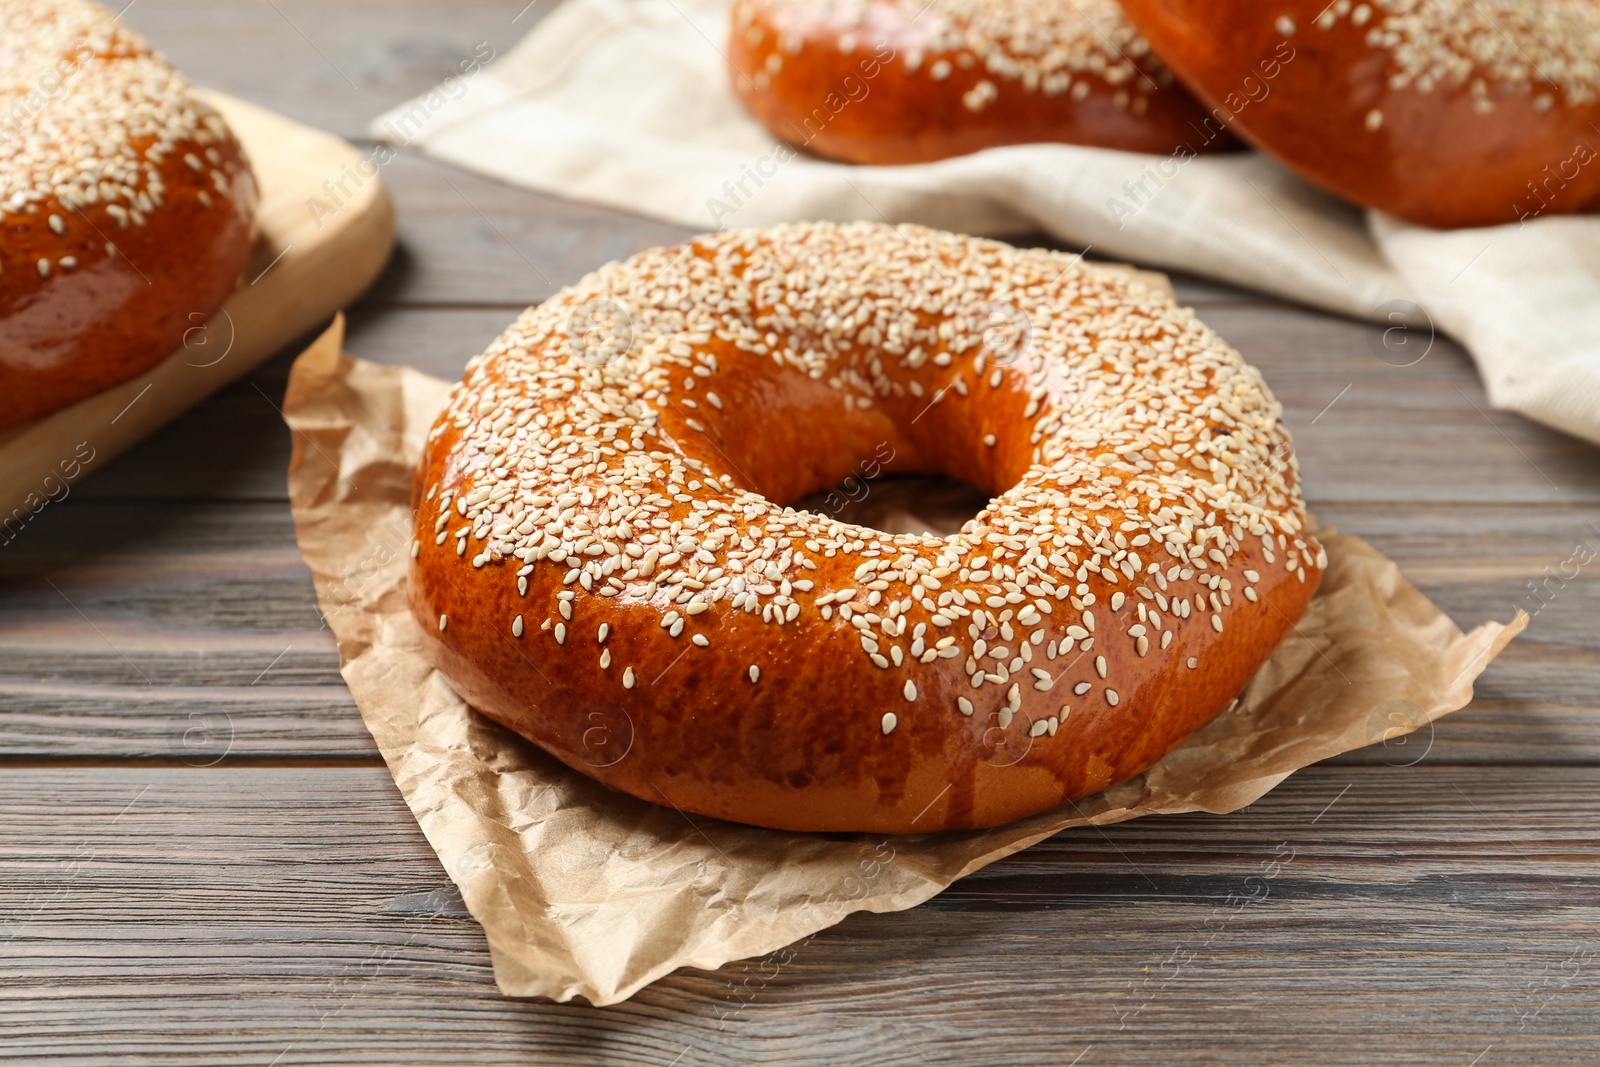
[373,0,1600,446]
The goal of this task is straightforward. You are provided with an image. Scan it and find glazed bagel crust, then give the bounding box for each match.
[728,0,1237,164]
[0,0,257,430]
[1118,0,1600,228]
[410,222,1323,834]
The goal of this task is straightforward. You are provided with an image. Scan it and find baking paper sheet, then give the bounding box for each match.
[284,315,1524,1006]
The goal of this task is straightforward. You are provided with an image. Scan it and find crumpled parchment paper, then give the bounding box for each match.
[284,315,1524,1006]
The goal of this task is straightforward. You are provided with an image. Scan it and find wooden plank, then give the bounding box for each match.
[246,145,1279,314]
[0,764,1595,1064]
[0,642,1591,765]
[0,637,1584,765]
[364,152,705,308]
[1,496,1594,761]
[129,0,556,144]
[9,495,1586,646]
[361,153,1255,310]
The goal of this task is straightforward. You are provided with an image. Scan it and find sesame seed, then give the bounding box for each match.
[963,79,999,112]
[438,614,448,631]
[958,696,974,715]
[749,665,761,683]
[623,667,635,688]
[512,615,524,637]
[1106,689,1119,706]
[882,712,898,734]
[904,680,918,701]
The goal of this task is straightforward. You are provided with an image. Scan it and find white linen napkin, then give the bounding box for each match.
[372,0,1600,446]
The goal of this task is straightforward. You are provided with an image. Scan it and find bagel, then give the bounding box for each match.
[0,0,257,430]
[727,0,1238,164]
[1117,0,1600,227]
[408,221,1323,834]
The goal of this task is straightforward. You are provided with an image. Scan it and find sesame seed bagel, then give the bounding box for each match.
[728,0,1237,165]
[1118,0,1600,227]
[0,0,257,429]
[409,221,1323,834]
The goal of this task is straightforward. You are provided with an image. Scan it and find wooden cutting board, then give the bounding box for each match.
[0,90,395,525]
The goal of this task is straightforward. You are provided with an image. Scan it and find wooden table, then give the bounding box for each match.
[3,3,1598,1063]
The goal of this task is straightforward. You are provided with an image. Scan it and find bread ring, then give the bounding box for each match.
[1117,0,1600,227]
[727,0,1237,164]
[0,0,257,430]
[409,221,1323,833]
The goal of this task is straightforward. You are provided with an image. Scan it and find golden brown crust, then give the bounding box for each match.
[728,0,1239,164]
[1118,0,1600,228]
[408,222,1323,833]
[0,0,257,430]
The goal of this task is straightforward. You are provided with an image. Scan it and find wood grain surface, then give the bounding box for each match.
[1,1,1597,1064]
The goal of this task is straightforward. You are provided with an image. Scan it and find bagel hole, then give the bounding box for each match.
[791,474,991,537]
